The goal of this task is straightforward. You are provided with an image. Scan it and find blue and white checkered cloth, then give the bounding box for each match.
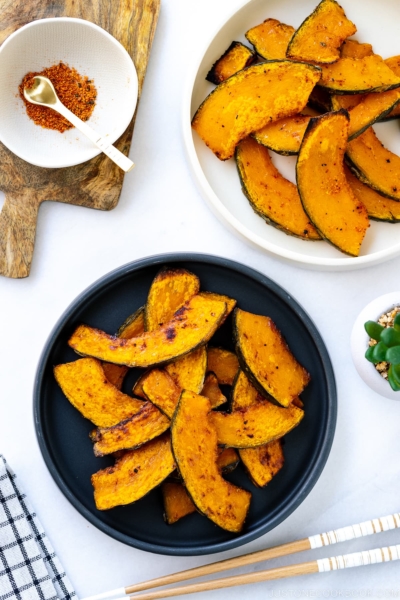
[0,456,76,600]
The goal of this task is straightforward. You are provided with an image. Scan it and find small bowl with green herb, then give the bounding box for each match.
[351,292,400,400]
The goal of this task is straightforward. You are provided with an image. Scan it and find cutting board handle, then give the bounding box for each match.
[0,192,40,278]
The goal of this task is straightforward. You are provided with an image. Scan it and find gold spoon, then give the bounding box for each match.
[24,75,134,172]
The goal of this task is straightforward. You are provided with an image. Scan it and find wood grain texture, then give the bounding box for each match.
[0,0,160,278]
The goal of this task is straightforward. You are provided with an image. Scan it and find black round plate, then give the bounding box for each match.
[34,253,336,556]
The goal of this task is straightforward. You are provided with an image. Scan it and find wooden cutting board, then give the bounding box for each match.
[0,0,160,279]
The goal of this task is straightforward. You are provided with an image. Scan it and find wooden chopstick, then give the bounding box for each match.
[122,544,400,600]
[81,512,400,600]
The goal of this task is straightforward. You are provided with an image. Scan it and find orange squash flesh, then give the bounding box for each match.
[207,347,239,386]
[232,371,284,486]
[345,165,400,223]
[201,372,227,409]
[101,363,128,391]
[171,390,251,532]
[235,137,321,240]
[245,19,295,60]
[206,42,255,85]
[209,401,304,448]
[383,56,400,120]
[198,291,236,325]
[217,447,240,473]
[286,0,356,64]
[192,61,321,161]
[68,294,227,367]
[346,127,400,202]
[92,433,176,510]
[340,39,373,59]
[297,111,370,257]
[319,56,400,94]
[54,358,144,428]
[145,268,200,332]
[142,369,180,419]
[253,114,312,156]
[162,482,197,524]
[90,402,170,457]
[234,309,310,407]
[165,346,207,394]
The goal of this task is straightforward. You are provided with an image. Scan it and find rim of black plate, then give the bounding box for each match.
[33,252,337,556]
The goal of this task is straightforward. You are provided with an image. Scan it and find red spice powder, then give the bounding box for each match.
[19,62,97,133]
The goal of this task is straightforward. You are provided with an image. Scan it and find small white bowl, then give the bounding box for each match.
[351,292,400,400]
[0,18,138,168]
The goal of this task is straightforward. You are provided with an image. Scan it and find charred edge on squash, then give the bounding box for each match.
[206,41,256,85]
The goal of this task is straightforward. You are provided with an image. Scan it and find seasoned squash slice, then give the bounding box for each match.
[207,347,239,386]
[69,294,227,367]
[90,402,170,456]
[232,370,284,486]
[236,137,320,240]
[171,390,251,532]
[253,114,312,157]
[92,433,176,510]
[209,401,304,448]
[336,90,400,140]
[331,95,363,111]
[142,369,180,419]
[383,56,400,120]
[245,18,294,60]
[234,309,310,407]
[198,291,236,324]
[162,482,197,524]
[201,372,227,409]
[346,127,400,202]
[192,61,321,161]
[145,268,200,331]
[286,0,356,64]
[345,165,400,223]
[319,56,400,95]
[297,111,369,256]
[54,358,144,428]
[132,371,150,399]
[206,42,255,85]
[165,346,207,394]
[340,39,373,59]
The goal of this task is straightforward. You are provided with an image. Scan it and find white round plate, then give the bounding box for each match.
[0,18,138,168]
[183,0,400,271]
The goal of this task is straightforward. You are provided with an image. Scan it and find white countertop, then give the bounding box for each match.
[1,1,400,598]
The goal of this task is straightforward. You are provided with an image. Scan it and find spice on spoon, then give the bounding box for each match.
[19,62,97,133]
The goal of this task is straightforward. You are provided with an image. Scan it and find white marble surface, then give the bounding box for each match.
[1,1,400,598]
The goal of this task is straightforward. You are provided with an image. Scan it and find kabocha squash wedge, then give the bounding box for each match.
[340,39,373,59]
[346,127,400,202]
[92,433,176,510]
[90,402,170,457]
[206,42,255,85]
[102,306,145,390]
[201,372,227,409]
[382,56,400,120]
[162,482,197,524]
[319,56,400,95]
[235,137,320,240]
[232,371,284,487]
[132,370,150,399]
[198,291,236,324]
[142,369,180,419]
[245,19,294,60]
[192,61,321,161]
[209,401,304,448]
[286,0,356,64]
[345,165,400,223]
[68,294,227,367]
[297,111,369,257]
[54,358,144,428]
[165,346,207,394]
[234,309,310,407]
[207,347,239,386]
[145,268,200,332]
[253,114,312,157]
[171,390,251,532]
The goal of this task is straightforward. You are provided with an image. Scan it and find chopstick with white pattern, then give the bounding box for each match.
[81,512,400,600]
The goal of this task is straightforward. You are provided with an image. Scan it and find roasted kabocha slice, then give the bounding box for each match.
[253,114,312,156]
[141,368,180,419]
[286,0,356,64]
[92,433,176,510]
[382,56,400,120]
[345,166,400,223]
[201,372,227,409]
[54,358,144,428]
[318,56,400,95]
[235,137,320,240]
[192,61,321,161]
[68,294,227,367]
[171,390,251,532]
[340,39,373,59]
[245,18,294,60]
[296,110,369,256]
[206,42,255,84]
[346,127,400,202]
[165,346,207,394]
[206,347,239,386]
[234,309,310,407]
